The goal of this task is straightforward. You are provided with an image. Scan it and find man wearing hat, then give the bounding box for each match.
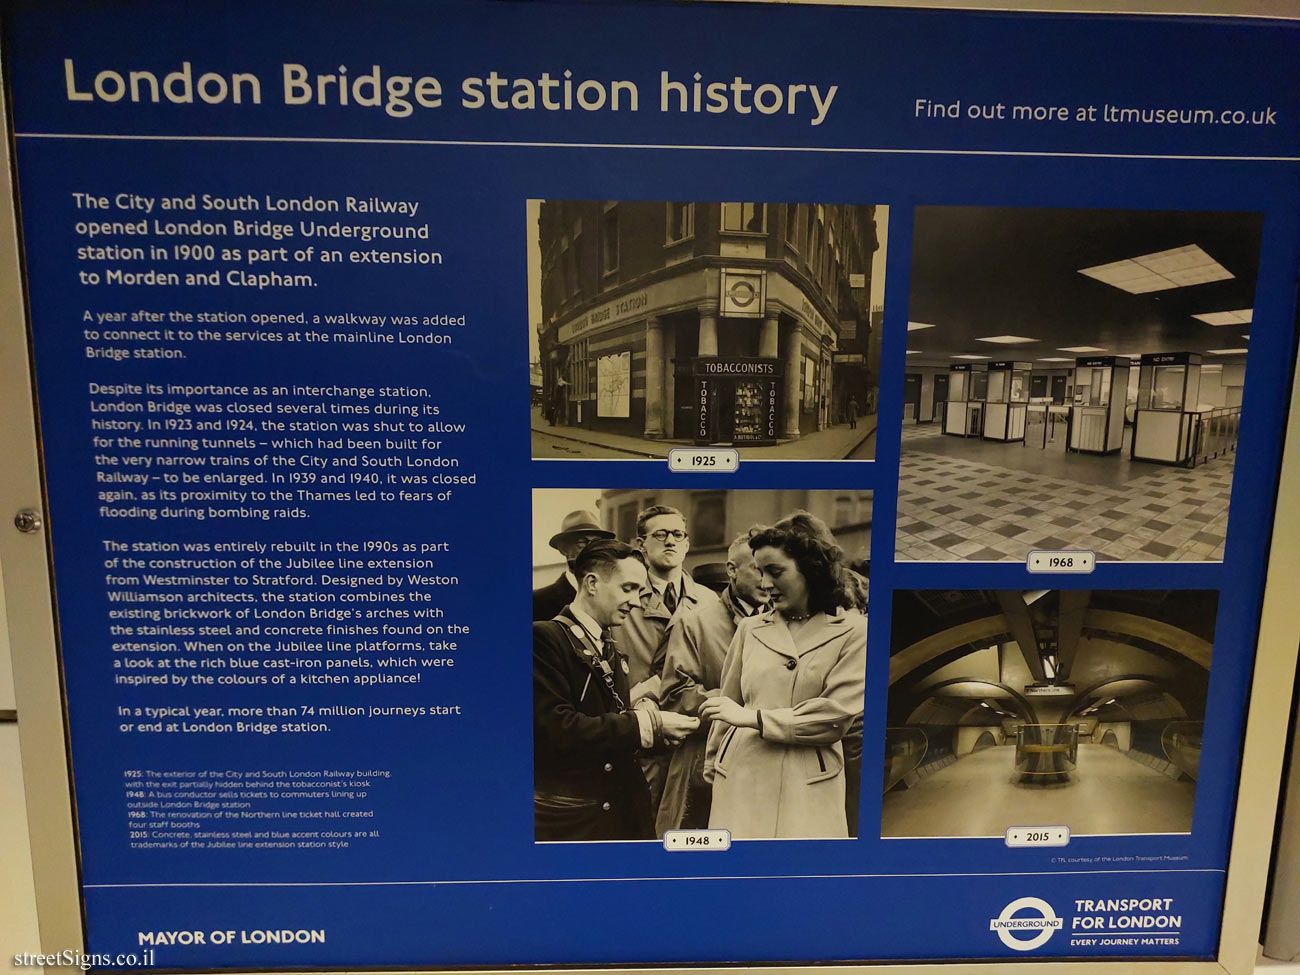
[533,509,615,621]
[533,540,699,841]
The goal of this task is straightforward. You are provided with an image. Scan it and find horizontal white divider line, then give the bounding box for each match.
[85,866,1223,888]
[13,132,1300,163]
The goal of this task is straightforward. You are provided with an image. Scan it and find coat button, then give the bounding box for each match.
[601,801,612,811]
[603,763,613,772]
[786,659,797,671]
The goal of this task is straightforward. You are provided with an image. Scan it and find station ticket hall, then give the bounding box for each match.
[898,206,1256,563]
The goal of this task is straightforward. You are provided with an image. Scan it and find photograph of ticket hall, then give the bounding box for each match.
[897,207,1259,563]
[532,200,883,453]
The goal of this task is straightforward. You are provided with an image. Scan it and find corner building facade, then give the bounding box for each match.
[537,201,879,443]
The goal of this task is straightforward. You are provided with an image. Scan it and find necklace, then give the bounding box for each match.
[785,611,812,622]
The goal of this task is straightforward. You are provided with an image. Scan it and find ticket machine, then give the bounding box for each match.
[983,360,1032,442]
[943,362,987,437]
[1068,355,1130,455]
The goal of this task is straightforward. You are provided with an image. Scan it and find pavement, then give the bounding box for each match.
[531,407,877,460]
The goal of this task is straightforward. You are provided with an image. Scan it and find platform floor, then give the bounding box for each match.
[881,743,1196,838]
[896,422,1233,562]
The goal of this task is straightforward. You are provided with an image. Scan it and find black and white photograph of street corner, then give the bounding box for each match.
[531,488,871,842]
[529,200,887,460]
[898,206,1258,563]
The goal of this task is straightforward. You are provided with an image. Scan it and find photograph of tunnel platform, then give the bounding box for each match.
[897,206,1260,564]
[881,588,1214,838]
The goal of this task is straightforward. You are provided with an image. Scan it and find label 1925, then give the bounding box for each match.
[668,448,739,472]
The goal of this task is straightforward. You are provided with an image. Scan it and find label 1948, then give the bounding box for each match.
[663,829,732,851]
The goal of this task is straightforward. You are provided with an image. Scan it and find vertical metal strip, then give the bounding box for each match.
[1217,307,1300,971]
[0,58,85,954]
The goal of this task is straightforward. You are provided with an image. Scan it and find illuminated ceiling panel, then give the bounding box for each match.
[906,208,1263,361]
[1192,308,1253,326]
[1079,244,1234,294]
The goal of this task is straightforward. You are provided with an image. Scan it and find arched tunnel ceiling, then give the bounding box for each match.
[889,595,1214,726]
[910,681,1190,727]
[1083,678,1158,700]
[902,678,1042,726]
[891,590,1219,654]
[890,615,1013,687]
[1084,610,1211,669]
[890,599,1214,687]
[1062,676,1197,722]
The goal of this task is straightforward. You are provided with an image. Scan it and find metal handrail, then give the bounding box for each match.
[1187,405,1242,468]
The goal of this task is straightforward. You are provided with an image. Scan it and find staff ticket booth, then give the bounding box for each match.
[1068,355,1130,455]
[943,362,987,437]
[1132,352,1204,465]
[983,360,1032,442]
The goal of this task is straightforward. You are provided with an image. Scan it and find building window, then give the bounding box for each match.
[810,218,823,280]
[825,226,836,288]
[541,250,557,314]
[690,492,726,548]
[784,203,800,250]
[560,235,577,299]
[722,202,766,234]
[803,355,816,410]
[601,203,619,275]
[666,202,694,243]
[616,502,638,543]
[832,492,872,528]
[568,217,583,298]
[833,495,854,527]
[570,339,590,399]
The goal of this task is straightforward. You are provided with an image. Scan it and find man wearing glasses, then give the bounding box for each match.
[619,504,718,813]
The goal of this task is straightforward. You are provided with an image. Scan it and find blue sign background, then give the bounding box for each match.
[6,0,1300,967]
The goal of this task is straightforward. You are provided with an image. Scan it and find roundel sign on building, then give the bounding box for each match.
[728,279,756,308]
[988,897,1063,952]
[719,267,766,318]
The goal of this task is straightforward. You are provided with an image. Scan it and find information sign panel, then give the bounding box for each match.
[1,2,1299,972]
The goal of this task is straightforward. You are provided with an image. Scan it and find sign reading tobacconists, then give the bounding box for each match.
[692,357,782,445]
[697,357,780,376]
[4,1,1300,972]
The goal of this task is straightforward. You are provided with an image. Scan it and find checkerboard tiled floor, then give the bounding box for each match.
[896,425,1233,562]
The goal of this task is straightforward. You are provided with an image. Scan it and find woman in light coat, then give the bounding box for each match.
[702,512,867,839]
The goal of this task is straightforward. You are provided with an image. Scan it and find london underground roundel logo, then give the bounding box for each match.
[728,280,756,307]
[988,897,1062,951]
